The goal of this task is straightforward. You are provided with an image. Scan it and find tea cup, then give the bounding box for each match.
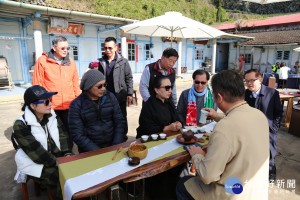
[141,135,149,142]
[151,134,158,140]
[159,133,166,139]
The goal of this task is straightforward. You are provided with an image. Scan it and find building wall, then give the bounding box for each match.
[0,17,213,84]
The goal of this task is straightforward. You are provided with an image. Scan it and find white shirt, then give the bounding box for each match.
[279,66,290,80]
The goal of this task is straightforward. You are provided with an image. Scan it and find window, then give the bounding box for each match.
[101,43,105,57]
[145,44,150,59]
[242,54,251,64]
[195,49,204,60]
[68,45,78,61]
[128,43,135,61]
[276,50,290,60]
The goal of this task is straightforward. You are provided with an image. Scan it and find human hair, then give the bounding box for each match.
[276,62,280,66]
[295,61,299,64]
[52,36,67,46]
[280,62,286,67]
[244,69,262,78]
[211,70,245,103]
[192,69,210,81]
[162,48,179,59]
[153,76,171,89]
[105,37,117,44]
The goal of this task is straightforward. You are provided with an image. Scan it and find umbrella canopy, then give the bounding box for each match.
[293,47,300,52]
[120,12,243,40]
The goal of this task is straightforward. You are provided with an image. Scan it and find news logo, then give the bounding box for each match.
[225,177,243,194]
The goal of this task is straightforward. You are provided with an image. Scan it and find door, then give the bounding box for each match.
[216,43,229,72]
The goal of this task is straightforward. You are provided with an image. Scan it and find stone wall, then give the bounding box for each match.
[222,0,299,14]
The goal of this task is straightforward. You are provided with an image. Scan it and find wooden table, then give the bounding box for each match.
[57,131,195,199]
[280,93,300,128]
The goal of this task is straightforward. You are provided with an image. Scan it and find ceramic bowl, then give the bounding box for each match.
[151,134,158,140]
[159,133,166,139]
[141,135,149,142]
[128,144,148,159]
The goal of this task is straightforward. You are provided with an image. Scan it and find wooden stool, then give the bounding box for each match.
[21,176,54,200]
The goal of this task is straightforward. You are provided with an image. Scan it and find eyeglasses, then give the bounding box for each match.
[96,83,107,89]
[104,47,114,50]
[194,81,207,85]
[244,79,258,84]
[160,85,173,91]
[33,99,50,106]
[57,47,70,51]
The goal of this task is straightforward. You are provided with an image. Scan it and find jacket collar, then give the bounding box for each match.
[45,49,71,66]
[24,106,55,126]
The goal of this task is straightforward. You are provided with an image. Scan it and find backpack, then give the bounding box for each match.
[11,114,30,150]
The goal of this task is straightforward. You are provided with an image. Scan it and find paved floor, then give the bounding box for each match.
[0,77,300,199]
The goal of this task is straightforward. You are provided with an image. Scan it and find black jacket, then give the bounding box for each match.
[136,95,177,138]
[245,84,283,136]
[69,91,124,153]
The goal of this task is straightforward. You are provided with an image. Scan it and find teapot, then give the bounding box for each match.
[182,130,194,141]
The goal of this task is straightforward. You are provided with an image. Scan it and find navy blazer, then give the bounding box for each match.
[245,84,283,135]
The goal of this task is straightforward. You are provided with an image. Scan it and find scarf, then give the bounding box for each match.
[186,85,214,126]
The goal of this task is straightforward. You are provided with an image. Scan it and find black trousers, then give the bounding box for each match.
[119,101,128,142]
[54,109,73,148]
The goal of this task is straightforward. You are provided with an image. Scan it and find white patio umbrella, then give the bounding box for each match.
[121,12,237,43]
[120,12,252,74]
[293,47,300,52]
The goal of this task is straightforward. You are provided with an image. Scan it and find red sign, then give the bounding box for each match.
[48,24,84,35]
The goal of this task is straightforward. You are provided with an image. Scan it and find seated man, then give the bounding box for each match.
[291,61,299,74]
[136,76,182,138]
[177,69,217,126]
[69,69,124,153]
[176,70,269,200]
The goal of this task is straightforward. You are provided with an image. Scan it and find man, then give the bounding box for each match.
[139,48,178,105]
[244,69,283,181]
[176,70,269,200]
[272,62,280,73]
[69,70,124,153]
[291,61,300,74]
[98,37,133,141]
[177,69,217,126]
[32,36,81,142]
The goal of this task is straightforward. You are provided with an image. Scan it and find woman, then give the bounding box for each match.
[136,76,182,138]
[13,85,72,199]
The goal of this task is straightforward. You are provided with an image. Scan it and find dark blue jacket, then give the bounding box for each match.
[245,84,283,136]
[69,91,124,153]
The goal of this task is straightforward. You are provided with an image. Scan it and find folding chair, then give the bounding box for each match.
[0,57,14,90]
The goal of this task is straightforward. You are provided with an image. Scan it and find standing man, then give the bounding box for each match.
[140,48,178,106]
[244,69,283,181]
[176,70,269,200]
[272,62,280,74]
[98,37,133,141]
[32,36,81,143]
[177,69,217,126]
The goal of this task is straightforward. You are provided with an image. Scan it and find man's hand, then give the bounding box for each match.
[187,145,205,157]
[202,108,217,120]
[127,96,133,106]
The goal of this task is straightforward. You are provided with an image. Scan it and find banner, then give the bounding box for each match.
[48,24,84,35]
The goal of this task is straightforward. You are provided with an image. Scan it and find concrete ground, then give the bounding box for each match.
[0,77,300,199]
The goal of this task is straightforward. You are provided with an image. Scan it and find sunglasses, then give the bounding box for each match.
[96,83,107,89]
[160,85,173,91]
[194,81,207,85]
[58,47,70,51]
[104,47,114,50]
[33,99,50,106]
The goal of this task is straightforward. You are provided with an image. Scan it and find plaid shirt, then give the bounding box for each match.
[13,113,71,167]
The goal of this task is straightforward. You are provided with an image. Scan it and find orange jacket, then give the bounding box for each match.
[32,51,81,110]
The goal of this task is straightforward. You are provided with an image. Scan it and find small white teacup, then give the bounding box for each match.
[159,133,166,139]
[151,134,158,140]
[141,135,149,142]
[191,128,198,134]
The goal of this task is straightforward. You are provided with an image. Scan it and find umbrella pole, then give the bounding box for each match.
[171,31,173,48]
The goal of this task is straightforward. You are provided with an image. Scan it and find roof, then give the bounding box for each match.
[214,13,300,30]
[237,29,300,45]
